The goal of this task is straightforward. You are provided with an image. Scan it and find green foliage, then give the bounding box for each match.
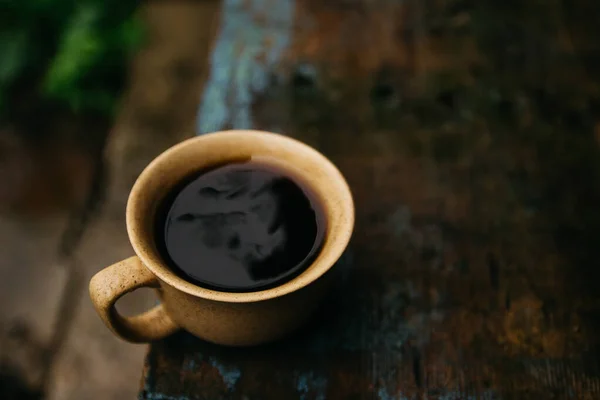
[0,0,144,117]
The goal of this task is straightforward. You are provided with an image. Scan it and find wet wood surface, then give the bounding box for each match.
[141,0,600,398]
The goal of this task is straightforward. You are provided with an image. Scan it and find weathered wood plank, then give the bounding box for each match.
[197,0,295,134]
[142,0,600,398]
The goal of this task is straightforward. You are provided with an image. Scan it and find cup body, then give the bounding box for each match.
[89,130,354,345]
[158,272,332,346]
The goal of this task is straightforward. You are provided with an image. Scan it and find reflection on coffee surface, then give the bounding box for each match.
[156,162,325,292]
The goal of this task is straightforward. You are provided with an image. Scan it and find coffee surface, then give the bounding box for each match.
[157,162,325,292]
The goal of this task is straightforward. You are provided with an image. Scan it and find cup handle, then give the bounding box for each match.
[89,256,179,343]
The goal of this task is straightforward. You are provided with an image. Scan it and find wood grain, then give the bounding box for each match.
[141,0,600,398]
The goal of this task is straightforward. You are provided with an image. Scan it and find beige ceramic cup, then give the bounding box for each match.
[89,130,354,346]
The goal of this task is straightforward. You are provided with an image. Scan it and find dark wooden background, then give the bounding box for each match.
[140,0,600,398]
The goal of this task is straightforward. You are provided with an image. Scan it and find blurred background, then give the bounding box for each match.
[0,0,220,398]
[1,0,600,399]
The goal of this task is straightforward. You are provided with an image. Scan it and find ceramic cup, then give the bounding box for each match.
[89,130,354,346]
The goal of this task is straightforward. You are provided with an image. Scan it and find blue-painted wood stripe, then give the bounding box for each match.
[196,0,295,135]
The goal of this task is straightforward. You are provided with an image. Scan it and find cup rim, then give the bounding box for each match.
[126,130,354,303]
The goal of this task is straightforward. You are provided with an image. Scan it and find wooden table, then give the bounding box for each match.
[140,0,600,398]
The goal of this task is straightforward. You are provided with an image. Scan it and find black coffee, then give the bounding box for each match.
[156,161,326,292]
